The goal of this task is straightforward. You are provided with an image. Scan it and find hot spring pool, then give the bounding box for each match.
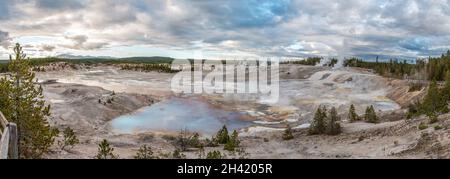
[110,97,253,135]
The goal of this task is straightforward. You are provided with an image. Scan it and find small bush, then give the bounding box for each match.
[206,151,224,159]
[282,125,294,140]
[59,127,79,151]
[172,149,186,159]
[188,133,203,148]
[434,125,443,130]
[428,113,438,124]
[134,145,156,159]
[418,122,428,130]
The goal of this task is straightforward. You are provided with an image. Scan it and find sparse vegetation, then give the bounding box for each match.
[134,145,157,159]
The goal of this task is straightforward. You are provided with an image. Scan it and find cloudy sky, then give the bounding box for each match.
[1,0,450,60]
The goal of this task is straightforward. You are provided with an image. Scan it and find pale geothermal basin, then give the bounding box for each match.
[37,65,401,135]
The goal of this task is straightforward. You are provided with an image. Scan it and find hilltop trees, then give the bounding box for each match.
[0,43,58,159]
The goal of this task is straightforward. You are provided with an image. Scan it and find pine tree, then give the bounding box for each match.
[309,106,327,135]
[348,104,359,122]
[0,43,58,158]
[95,139,118,159]
[441,71,450,102]
[216,125,229,144]
[365,106,378,123]
[224,130,240,151]
[326,107,342,135]
[282,124,294,140]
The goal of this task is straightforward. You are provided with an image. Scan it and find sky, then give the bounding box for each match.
[1,0,450,60]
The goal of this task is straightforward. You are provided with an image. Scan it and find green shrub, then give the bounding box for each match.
[59,127,79,151]
[418,122,428,130]
[206,151,224,159]
[282,125,294,140]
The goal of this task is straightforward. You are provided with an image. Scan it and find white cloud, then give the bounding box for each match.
[0,0,449,59]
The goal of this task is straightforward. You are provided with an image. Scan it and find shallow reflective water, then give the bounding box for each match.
[110,97,253,135]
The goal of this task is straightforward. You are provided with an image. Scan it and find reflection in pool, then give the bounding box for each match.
[111,97,253,136]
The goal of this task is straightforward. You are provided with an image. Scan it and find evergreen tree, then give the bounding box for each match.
[421,81,447,114]
[365,106,378,123]
[0,43,58,158]
[326,107,342,135]
[282,125,294,140]
[348,104,359,122]
[95,139,118,159]
[309,106,327,135]
[441,71,450,102]
[216,125,229,144]
[224,130,240,151]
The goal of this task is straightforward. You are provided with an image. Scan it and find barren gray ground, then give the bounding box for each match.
[35,64,449,159]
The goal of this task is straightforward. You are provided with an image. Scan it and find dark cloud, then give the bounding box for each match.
[34,0,85,10]
[62,35,108,50]
[40,44,56,51]
[0,30,11,49]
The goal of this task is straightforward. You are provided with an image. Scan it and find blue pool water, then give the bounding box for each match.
[110,97,253,135]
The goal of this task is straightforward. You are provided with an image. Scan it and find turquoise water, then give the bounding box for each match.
[111,97,253,135]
